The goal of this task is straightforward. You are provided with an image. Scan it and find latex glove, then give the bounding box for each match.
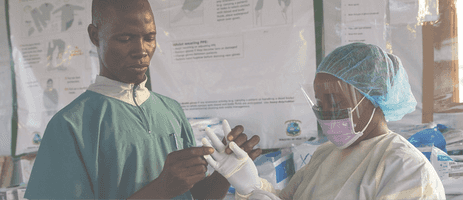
[202,127,261,195]
[249,189,281,200]
[222,119,232,145]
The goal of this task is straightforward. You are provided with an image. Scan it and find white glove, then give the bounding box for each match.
[202,126,261,195]
[249,189,282,200]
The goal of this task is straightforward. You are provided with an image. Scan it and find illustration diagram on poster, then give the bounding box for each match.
[52,4,85,32]
[43,78,59,116]
[47,39,67,71]
[170,0,204,27]
[27,3,53,35]
[22,2,85,37]
[254,0,292,26]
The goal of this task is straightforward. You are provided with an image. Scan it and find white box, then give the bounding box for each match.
[13,154,36,186]
[0,187,18,200]
[16,188,26,200]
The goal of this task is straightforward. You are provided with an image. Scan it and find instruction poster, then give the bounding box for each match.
[9,0,317,152]
[341,0,387,49]
[150,0,317,149]
[9,0,96,155]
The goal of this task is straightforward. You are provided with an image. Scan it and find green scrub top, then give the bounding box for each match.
[24,90,196,199]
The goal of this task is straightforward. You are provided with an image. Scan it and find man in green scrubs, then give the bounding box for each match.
[24,0,262,199]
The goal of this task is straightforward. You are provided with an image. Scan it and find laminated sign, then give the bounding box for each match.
[149,0,317,149]
[8,0,317,151]
[8,0,96,155]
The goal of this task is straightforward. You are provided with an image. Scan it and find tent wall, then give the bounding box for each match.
[0,0,12,156]
[0,0,462,156]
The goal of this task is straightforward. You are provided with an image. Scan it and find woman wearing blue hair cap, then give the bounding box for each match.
[202,43,445,200]
[316,42,417,122]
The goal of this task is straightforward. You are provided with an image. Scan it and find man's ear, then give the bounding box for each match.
[88,24,99,47]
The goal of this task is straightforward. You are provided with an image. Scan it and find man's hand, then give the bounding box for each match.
[222,119,262,160]
[129,147,214,199]
[188,119,264,199]
[202,128,262,195]
[157,147,214,197]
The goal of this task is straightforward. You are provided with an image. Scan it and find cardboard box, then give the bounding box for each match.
[0,156,13,188]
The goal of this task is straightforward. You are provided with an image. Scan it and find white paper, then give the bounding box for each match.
[150,0,317,149]
[390,0,420,25]
[389,0,439,25]
[341,0,387,49]
[8,0,96,155]
[8,0,316,152]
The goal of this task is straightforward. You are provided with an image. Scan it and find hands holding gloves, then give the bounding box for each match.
[202,120,279,199]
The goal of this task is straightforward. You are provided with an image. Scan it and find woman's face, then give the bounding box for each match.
[313,73,376,133]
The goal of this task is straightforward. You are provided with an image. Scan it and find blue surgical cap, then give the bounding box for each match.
[316,43,417,121]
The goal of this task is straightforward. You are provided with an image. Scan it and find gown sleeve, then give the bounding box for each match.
[233,162,309,200]
[234,178,277,200]
[374,142,446,200]
[277,163,308,200]
[24,116,95,199]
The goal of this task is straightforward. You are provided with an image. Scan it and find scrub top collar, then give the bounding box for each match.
[87,75,150,106]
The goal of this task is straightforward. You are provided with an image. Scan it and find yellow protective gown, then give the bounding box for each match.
[242,131,446,200]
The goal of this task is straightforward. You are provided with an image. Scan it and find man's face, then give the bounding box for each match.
[94,6,156,85]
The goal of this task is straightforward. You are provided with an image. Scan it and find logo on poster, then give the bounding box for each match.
[285,120,301,137]
[32,131,42,145]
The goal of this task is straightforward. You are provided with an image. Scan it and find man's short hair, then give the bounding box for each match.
[92,0,152,27]
[91,0,110,27]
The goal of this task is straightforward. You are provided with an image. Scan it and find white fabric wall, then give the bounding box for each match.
[1,0,462,156]
[323,0,463,132]
[323,0,425,130]
[387,23,424,131]
[0,0,13,156]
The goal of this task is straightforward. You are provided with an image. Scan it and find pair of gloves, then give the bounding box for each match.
[202,120,280,199]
